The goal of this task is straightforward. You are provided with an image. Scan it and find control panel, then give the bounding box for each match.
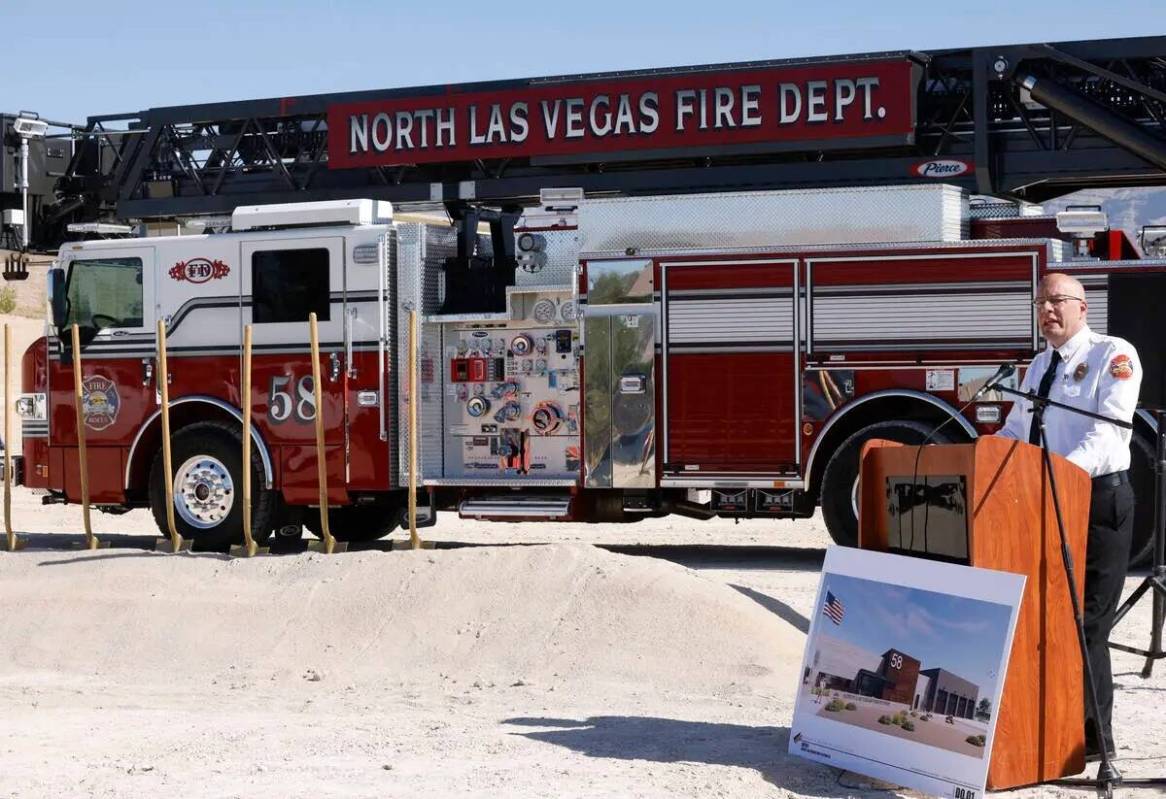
[441,292,580,479]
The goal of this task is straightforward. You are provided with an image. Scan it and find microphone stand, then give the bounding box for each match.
[994,384,1164,796]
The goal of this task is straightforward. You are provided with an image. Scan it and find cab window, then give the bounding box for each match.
[64,256,144,331]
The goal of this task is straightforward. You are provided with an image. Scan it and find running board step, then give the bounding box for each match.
[458,495,573,519]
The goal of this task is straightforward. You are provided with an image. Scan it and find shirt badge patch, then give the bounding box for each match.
[1109,354,1135,380]
[1073,362,1089,381]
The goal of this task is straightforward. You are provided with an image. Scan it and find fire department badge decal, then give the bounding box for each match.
[81,375,120,431]
[1109,354,1135,380]
[170,257,230,284]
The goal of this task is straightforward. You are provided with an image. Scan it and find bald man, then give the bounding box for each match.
[998,272,1141,768]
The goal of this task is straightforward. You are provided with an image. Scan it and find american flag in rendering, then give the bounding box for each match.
[822,591,845,625]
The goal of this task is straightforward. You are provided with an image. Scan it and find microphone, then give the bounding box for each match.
[920,362,1014,450]
[975,362,1016,399]
[906,362,1015,550]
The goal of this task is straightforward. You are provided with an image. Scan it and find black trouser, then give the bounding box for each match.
[1083,472,1135,753]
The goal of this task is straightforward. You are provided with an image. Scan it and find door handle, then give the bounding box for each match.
[141,358,154,386]
[329,352,342,383]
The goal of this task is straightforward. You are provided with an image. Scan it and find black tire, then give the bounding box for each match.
[303,503,401,543]
[820,420,952,548]
[1128,432,1155,568]
[148,421,278,547]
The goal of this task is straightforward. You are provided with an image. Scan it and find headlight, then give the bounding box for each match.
[15,393,47,421]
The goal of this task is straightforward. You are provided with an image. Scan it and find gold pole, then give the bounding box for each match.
[308,312,336,554]
[240,324,257,557]
[157,319,182,552]
[4,323,16,551]
[408,309,420,549]
[70,323,96,549]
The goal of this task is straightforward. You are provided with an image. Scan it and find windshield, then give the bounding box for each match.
[64,257,144,333]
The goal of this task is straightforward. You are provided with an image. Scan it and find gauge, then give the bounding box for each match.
[511,334,533,356]
[531,402,563,434]
[456,339,469,354]
[535,359,547,375]
[532,299,557,324]
[494,401,522,422]
[535,337,548,354]
[467,396,490,418]
[480,337,493,354]
[559,300,577,322]
[522,359,533,373]
[473,383,485,396]
[456,385,469,402]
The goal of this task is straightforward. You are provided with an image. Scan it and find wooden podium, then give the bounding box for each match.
[859,436,1089,790]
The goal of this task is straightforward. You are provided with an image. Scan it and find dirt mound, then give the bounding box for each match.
[0,544,801,694]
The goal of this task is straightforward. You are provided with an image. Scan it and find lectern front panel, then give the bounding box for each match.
[884,474,970,563]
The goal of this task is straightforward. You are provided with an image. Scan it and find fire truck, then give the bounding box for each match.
[4,183,1162,566]
[3,36,1166,563]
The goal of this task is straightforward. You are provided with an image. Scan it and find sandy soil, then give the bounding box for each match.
[1,492,1164,799]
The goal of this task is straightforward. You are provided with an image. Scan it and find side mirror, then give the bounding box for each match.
[49,268,67,330]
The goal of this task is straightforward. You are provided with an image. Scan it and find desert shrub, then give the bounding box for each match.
[0,286,15,315]
[845,702,857,711]
[902,721,915,732]
[946,715,955,724]
[921,714,931,721]
[966,735,986,747]
[891,715,903,727]
[825,699,845,712]
[878,715,891,725]
[910,711,918,718]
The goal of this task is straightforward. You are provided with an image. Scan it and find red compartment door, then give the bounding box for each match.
[662,259,799,474]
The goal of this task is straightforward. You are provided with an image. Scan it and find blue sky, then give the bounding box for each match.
[2,1,1163,124]
[818,572,1015,697]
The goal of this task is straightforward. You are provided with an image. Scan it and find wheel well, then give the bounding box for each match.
[806,395,975,499]
[125,399,272,498]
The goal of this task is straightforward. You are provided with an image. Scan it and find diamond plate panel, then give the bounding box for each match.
[578,185,968,253]
[396,223,458,482]
[515,228,581,289]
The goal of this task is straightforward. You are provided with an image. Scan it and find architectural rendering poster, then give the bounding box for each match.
[790,546,1025,799]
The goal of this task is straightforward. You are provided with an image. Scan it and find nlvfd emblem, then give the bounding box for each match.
[81,375,120,431]
[170,258,230,284]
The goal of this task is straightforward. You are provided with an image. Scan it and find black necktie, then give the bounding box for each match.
[1029,350,1062,445]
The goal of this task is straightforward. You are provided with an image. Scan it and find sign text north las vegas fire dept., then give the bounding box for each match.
[327,60,916,168]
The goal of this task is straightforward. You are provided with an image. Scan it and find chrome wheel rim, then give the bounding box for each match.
[173,455,234,529]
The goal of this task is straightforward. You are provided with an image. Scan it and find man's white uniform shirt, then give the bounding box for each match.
[998,325,1142,477]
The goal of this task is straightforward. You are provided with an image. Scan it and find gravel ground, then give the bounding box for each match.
[1,487,1163,799]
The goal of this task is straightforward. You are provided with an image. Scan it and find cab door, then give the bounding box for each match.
[239,236,348,504]
[49,246,157,502]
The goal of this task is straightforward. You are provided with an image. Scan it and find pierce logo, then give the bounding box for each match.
[170,257,230,283]
[913,159,972,178]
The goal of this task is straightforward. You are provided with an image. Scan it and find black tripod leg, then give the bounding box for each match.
[1112,579,1153,628]
[1144,578,1166,677]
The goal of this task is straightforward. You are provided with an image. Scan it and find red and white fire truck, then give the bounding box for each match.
[5,184,1160,563]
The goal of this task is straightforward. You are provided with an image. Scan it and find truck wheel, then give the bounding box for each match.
[1128,432,1155,568]
[820,420,951,548]
[303,504,401,543]
[148,421,278,547]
